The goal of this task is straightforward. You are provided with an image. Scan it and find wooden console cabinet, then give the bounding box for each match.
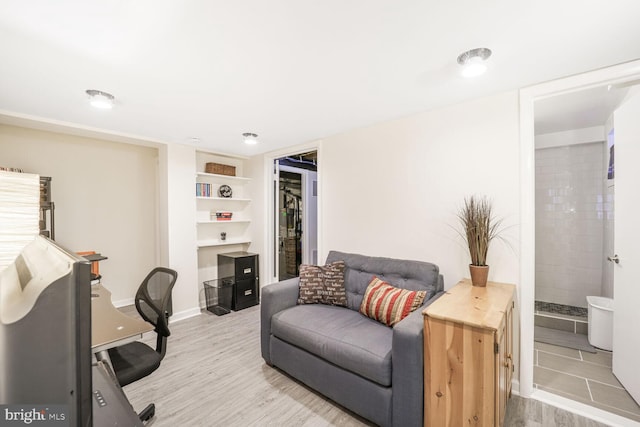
[423,279,515,427]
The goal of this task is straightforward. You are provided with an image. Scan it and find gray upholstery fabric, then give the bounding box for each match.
[272,304,393,386]
[271,336,393,427]
[261,251,444,427]
[325,250,441,311]
[260,277,299,365]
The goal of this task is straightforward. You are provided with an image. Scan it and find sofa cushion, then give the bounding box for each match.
[325,251,440,311]
[360,277,427,326]
[297,261,347,306]
[271,304,393,386]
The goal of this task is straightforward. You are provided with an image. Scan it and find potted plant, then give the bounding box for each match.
[457,195,503,287]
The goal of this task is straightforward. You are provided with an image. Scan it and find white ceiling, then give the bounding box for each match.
[1,1,640,156]
[534,83,634,135]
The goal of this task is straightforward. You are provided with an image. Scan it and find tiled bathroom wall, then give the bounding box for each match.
[535,142,605,308]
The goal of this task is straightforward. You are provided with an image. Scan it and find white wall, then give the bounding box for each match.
[317,90,522,381]
[0,125,205,317]
[164,143,200,317]
[246,154,267,289]
[319,91,521,289]
[0,124,158,304]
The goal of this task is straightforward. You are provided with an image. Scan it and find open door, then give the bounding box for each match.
[301,169,318,265]
[612,89,640,404]
[273,152,318,281]
[278,167,302,280]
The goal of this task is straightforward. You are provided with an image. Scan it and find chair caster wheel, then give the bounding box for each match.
[139,403,155,422]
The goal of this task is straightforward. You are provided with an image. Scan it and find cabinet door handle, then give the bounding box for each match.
[504,353,512,367]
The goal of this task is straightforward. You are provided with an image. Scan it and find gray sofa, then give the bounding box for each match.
[260,251,444,427]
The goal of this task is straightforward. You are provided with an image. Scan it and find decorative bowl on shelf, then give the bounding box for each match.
[218,184,233,198]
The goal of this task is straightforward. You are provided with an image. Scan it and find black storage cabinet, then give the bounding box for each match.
[218,251,259,310]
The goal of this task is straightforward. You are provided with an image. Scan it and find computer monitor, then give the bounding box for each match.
[0,236,92,426]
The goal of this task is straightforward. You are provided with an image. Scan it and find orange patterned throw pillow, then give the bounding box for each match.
[359,277,427,326]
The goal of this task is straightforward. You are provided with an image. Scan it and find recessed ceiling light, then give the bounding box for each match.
[242,132,258,145]
[86,89,115,109]
[457,48,492,78]
[188,137,201,144]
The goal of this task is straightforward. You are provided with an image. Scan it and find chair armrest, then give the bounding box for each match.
[391,291,443,427]
[260,277,300,364]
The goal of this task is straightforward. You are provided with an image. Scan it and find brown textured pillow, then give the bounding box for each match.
[359,277,427,326]
[297,261,347,306]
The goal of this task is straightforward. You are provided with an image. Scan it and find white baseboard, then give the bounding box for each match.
[531,389,640,427]
[511,379,520,396]
[113,297,134,308]
[169,307,201,322]
[513,380,638,426]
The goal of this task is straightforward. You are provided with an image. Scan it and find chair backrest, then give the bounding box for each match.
[134,267,178,358]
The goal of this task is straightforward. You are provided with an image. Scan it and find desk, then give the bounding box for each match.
[91,284,153,358]
[91,284,152,426]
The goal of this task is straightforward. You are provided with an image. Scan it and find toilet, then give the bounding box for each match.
[586,296,614,351]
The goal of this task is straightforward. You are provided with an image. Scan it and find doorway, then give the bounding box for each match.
[521,60,640,425]
[275,151,318,281]
[532,133,640,421]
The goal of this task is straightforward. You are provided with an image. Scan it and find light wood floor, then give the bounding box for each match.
[121,305,609,426]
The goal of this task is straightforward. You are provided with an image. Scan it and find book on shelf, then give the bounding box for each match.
[196,182,214,197]
[212,211,233,221]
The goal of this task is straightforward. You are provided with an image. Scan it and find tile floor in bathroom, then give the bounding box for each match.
[534,301,589,336]
[534,341,640,423]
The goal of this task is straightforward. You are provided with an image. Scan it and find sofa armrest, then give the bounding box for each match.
[391,291,443,427]
[260,277,300,364]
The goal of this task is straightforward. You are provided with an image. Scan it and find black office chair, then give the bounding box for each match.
[108,267,178,421]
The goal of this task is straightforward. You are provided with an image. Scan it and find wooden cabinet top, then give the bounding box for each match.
[423,279,515,331]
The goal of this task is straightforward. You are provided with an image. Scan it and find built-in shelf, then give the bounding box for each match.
[196,219,251,224]
[197,239,251,248]
[195,162,251,252]
[196,196,251,202]
[194,152,256,313]
[196,172,251,183]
